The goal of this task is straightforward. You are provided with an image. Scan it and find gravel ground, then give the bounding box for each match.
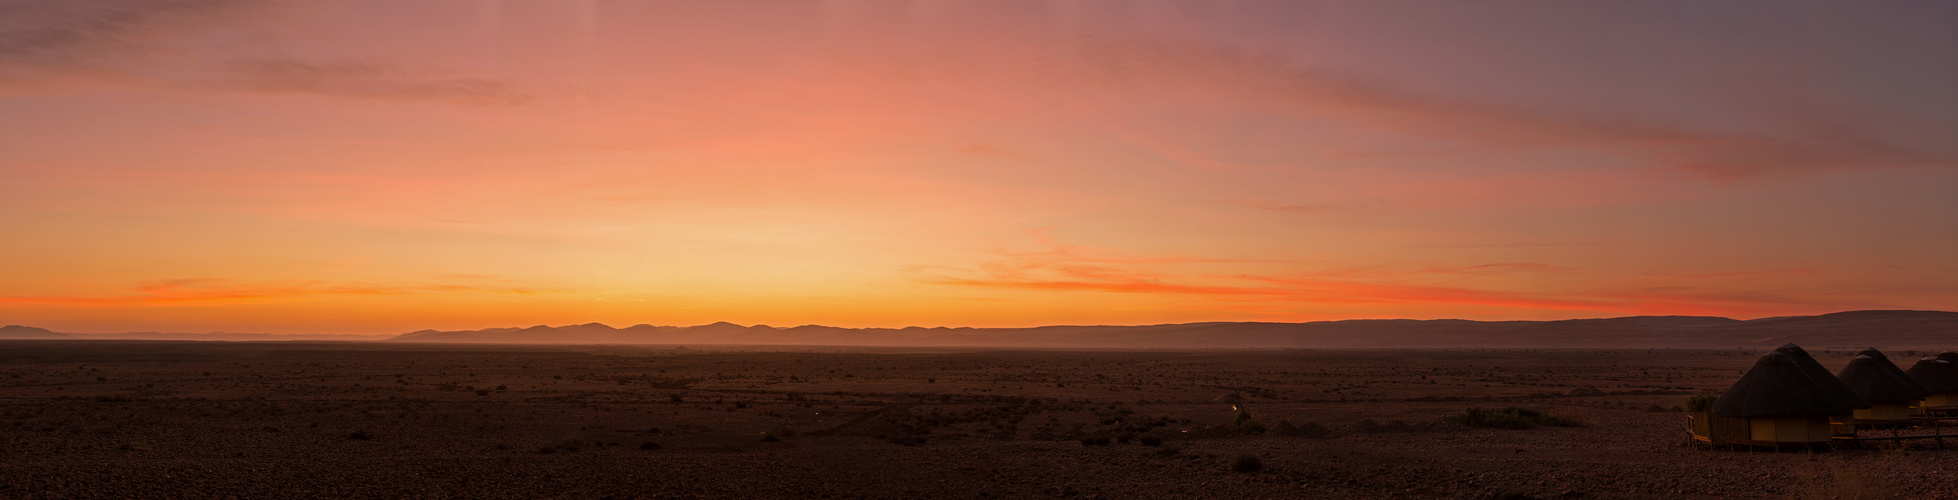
[2,342,1954,499]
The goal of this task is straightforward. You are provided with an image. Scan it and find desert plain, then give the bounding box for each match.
[3,341,1955,499]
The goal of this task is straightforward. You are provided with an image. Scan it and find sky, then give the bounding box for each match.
[1,0,1954,335]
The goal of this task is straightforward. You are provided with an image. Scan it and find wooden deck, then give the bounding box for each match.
[1830,416,1950,449]
[1687,413,1957,450]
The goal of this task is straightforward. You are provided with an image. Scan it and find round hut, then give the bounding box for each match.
[1775,343,1871,436]
[1697,350,1858,447]
[1906,355,1958,412]
[1835,348,1930,422]
[1773,343,1872,412]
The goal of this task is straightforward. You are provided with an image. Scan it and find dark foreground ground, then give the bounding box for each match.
[2,341,1954,499]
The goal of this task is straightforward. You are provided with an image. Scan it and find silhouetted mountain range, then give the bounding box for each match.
[381,310,1958,349]
[0,325,71,339]
[5,311,1951,348]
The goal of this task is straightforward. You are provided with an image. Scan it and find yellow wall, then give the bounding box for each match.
[1854,401,1920,420]
[1749,415,1832,443]
[1925,393,1958,408]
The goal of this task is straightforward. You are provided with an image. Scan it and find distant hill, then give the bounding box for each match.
[382,310,1958,349]
[0,325,72,339]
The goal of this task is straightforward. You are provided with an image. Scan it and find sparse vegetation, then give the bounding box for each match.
[10,342,1941,498]
[1355,419,1417,433]
[556,438,588,452]
[1455,407,1582,429]
[756,421,797,443]
[1233,408,1266,435]
[1273,420,1332,437]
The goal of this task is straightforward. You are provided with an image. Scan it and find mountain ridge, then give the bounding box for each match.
[6,310,1951,347]
[376,310,1958,349]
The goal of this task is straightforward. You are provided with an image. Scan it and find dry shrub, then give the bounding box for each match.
[1456,407,1582,429]
[766,422,799,439]
[1231,454,1263,473]
[1273,420,1332,438]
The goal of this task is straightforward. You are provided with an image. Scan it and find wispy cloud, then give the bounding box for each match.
[1420,263,1573,275]
[1240,199,1390,216]
[0,1,529,106]
[1075,41,1956,183]
[0,278,556,307]
[1648,269,1819,280]
[0,0,244,83]
[908,235,1879,318]
[221,57,531,106]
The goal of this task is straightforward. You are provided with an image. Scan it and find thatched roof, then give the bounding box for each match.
[1907,358,1958,394]
[1855,348,1929,395]
[1713,351,1857,417]
[1773,343,1871,409]
[1938,351,1958,363]
[1837,351,1930,403]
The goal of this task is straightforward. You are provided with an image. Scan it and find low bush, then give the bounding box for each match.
[1356,419,1415,433]
[762,422,799,442]
[1231,454,1263,473]
[1233,409,1266,435]
[1685,393,1718,413]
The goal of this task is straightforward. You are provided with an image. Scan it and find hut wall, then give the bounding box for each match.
[1853,401,1920,421]
[1748,415,1831,443]
[1829,416,1855,436]
[1696,412,1750,440]
[1924,393,1958,408]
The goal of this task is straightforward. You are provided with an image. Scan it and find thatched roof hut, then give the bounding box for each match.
[1907,358,1958,393]
[1906,356,1958,409]
[1714,351,1857,418]
[1698,350,1858,446]
[1836,349,1930,421]
[1843,348,1929,396]
[1773,343,1870,410]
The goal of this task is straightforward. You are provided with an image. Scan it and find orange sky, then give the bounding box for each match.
[2,1,1955,334]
